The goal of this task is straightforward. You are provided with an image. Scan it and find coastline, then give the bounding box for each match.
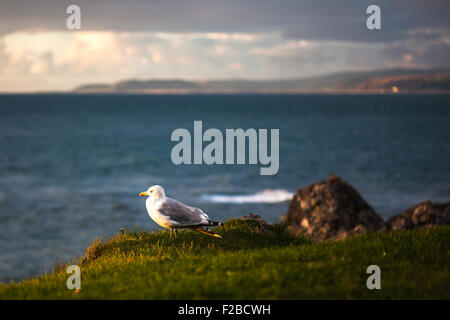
[1,175,448,299]
[0,220,448,299]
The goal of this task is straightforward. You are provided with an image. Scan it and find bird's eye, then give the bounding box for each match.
[150,190,153,193]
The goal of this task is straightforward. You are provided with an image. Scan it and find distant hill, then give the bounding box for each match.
[73,68,450,94]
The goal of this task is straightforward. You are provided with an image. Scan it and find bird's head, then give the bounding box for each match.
[139,185,166,200]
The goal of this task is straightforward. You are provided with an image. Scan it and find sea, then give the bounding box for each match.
[0,94,449,282]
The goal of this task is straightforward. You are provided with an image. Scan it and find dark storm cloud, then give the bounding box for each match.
[1,0,449,42]
[382,29,450,68]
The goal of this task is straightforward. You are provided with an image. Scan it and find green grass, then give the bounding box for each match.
[1,219,449,299]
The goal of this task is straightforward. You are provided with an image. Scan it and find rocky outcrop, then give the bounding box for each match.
[386,201,450,231]
[240,213,270,233]
[285,174,450,240]
[285,174,384,240]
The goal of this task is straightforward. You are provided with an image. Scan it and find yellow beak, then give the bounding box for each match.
[139,192,148,197]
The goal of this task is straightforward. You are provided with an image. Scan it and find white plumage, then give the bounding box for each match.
[139,185,222,238]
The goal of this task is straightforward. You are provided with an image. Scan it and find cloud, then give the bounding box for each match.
[0,31,273,90]
[382,29,450,68]
[1,45,53,76]
[1,0,449,42]
[227,62,242,70]
[0,1,449,91]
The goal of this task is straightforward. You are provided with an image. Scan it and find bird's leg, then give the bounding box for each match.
[169,228,172,238]
[174,228,178,238]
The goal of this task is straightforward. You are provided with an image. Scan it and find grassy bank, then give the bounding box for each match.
[1,219,449,299]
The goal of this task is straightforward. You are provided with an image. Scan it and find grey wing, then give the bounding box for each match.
[159,198,209,226]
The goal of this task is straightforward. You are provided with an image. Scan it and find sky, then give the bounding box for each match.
[0,0,449,92]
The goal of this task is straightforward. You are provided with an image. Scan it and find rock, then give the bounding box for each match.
[353,224,368,235]
[386,201,450,231]
[285,174,384,240]
[240,213,270,233]
[240,213,268,224]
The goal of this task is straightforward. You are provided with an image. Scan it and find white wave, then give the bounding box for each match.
[200,189,293,204]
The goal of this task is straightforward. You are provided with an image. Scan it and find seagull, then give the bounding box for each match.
[139,185,222,238]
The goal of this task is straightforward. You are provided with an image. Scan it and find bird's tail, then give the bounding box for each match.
[190,227,222,238]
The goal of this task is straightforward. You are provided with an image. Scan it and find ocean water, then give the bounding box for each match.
[0,94,449,282]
